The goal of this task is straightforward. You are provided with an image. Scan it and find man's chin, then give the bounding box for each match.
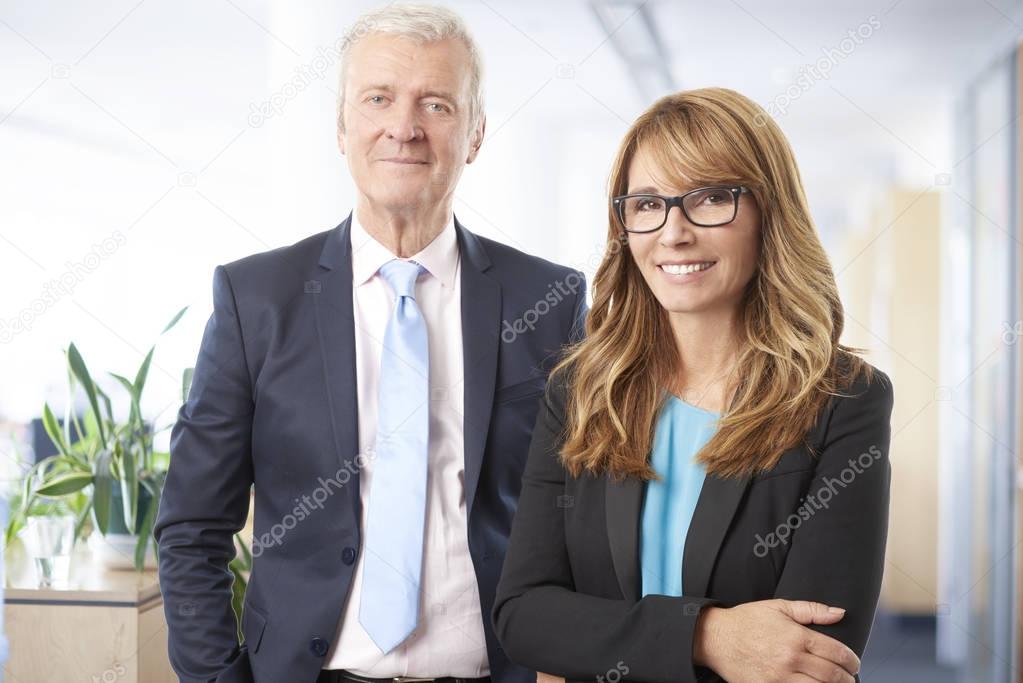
[368,191,431,214]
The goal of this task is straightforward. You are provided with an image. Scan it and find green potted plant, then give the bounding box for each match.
[5,307,252,636]
[7,307,189,571]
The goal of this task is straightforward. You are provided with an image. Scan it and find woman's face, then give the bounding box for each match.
[624,147,762,316]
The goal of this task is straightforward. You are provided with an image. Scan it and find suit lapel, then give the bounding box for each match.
[606,469,752,601]
[605,475,644,601]
[456,219,501,519]
[313,215,362,515]
[682,473,751,597]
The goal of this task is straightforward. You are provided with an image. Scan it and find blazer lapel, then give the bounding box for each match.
[456,219,501,519]
[682,473,752,597]
[605,470,752,602]
[313,215,362,515]
[605,476,644,601]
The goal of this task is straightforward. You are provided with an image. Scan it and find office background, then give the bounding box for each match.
[1,1,1022,681]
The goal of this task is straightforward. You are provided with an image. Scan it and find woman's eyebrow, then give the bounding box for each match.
[626,184,705,195]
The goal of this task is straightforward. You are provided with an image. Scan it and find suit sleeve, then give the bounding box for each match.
[492,376,719,683]
[154,265,255,683]
[568,270,588,344]
[772,369,894,657]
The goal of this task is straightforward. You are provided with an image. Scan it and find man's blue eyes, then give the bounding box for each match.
[364,97,448,112]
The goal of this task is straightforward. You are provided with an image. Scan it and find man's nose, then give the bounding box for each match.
[385,103,424,142]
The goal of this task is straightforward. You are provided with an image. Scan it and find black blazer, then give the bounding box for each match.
[154,215,587,683]
[492,364,893,683]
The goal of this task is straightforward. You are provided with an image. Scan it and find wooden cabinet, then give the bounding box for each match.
[4,539,175,682]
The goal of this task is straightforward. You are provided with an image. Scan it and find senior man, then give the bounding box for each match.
[154,4,586,683]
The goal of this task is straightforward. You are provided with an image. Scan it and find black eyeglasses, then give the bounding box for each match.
[612,186,751,233]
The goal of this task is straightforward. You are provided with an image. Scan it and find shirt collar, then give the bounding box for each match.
[350,211,459,289]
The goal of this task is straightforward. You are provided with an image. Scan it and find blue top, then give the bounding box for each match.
[640,395,719,597]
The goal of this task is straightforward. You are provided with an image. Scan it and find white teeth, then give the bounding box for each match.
[660,262,714,275]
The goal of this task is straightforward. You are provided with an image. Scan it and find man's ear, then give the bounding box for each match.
[465,115,486,164]
[337,127,346,156]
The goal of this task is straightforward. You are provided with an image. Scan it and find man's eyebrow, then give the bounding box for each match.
[357,84,395,94]
[419,90,457,103]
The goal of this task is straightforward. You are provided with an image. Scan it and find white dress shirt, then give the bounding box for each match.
[324,212,490,677]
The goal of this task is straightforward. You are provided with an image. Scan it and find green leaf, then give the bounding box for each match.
[95,384,114,426]
[236,532,252,570]
[92,450,113,534]
[109,372,137,400]
[41,403,71,458]
[67,344,106,445]
[120,443,138,532]
[74,498,93,544]
[133,492,157,572]
[35,472,93,497]
[229,556,248,643]
[182,367,194,404]
[162,306,188,335]
[133,347,155,403]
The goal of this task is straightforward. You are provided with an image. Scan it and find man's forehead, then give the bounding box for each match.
[348,34,469,76]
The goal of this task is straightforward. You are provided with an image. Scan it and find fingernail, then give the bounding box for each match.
[828,607,846,615]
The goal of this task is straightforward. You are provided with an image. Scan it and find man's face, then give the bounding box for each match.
[338,33,483,214]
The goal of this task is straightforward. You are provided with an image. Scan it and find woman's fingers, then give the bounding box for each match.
[773,599,847,625]
[804,629,860,675]
[794,651,857,683]
[535,672,565,683]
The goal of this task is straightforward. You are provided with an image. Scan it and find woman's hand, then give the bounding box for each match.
[694,599,860,683]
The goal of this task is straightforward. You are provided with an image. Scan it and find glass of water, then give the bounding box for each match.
[23,515,75,587]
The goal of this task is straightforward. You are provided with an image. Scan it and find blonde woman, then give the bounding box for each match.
[492,88,893,683]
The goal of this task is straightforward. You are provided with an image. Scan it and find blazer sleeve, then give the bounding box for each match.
[568,270,588,344]
[492,375,719,683]
[771,368,894,658]
[153,265,255,683]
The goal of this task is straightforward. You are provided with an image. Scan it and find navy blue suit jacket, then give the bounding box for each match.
[154,215,587,683]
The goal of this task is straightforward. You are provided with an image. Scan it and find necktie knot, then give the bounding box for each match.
[379,259,425,300]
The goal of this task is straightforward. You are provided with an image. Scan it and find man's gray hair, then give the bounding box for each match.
[337,3,485,134]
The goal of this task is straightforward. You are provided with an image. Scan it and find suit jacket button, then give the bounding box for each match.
[310,637,329,657]
[342,546,357,565]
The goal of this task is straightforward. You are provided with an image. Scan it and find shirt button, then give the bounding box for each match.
[309,637,329,657]
[342,546,357,565]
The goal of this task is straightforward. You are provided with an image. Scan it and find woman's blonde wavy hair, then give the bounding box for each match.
[551,87,869,481]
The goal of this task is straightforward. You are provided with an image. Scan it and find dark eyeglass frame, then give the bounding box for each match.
[612,185,752,233]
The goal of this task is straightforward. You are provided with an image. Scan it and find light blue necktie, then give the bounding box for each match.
[359,259,430,654]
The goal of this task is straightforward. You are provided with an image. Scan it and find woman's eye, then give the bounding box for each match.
[426,102,447,113]
[367,95,385,105]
